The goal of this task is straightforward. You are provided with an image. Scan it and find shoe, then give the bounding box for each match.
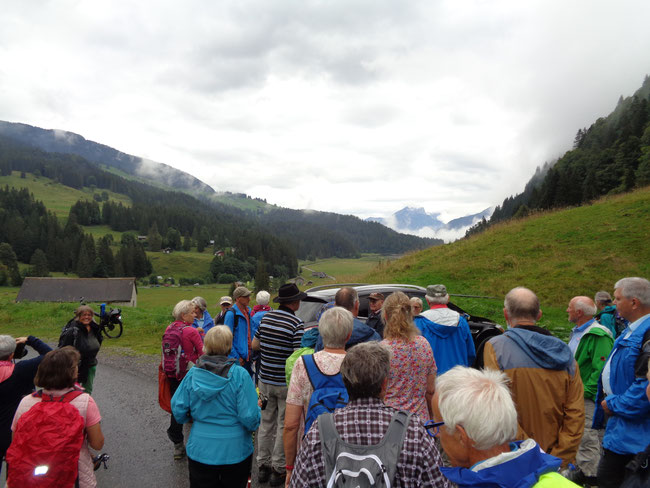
[173,442,185,460]
[258,465,271,484]
[269,469,285,487]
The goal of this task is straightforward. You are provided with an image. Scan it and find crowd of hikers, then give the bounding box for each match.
[1,278,650,488]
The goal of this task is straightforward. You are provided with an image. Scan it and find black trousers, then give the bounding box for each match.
[166,378,183,444]
[188,455,252,488]
[598,448,635,488]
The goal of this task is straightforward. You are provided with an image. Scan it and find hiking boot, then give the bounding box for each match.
[258,465,271,483]
[269,469,285,487]
[173,442,185,460]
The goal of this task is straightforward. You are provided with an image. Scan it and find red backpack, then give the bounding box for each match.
[6,388,86,488]
[162,321,189,380]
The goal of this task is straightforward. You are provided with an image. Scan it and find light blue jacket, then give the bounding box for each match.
[192,309,215,334]
[593,315,650,455]
[413,315,476,374]
[224,305,252,361]
[171,356,261,465]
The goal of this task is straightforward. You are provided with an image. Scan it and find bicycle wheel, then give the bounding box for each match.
[102,322,123,339]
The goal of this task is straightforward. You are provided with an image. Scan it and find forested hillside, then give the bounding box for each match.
[467,75,650,236]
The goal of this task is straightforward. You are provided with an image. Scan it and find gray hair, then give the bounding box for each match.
[594,291,612,304]
[334,287,359,312]
[192,296,207,312]
[426,294,449,305]
[504,287,540,322]
[319,307,354,349]
[340,342,391,400]
[0,335,16,361]
[436,366,518,450]
[173,300,196,320]
[256,290,271,306]
[572,296,597,317]
[615,277,650,307]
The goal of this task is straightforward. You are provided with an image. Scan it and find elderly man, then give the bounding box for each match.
[290,342,449,488]
[284,307,353,486]
[366,292,385,337]
[252,283,306,486]
[566,296,613,485]
[483,287,584,468]
[225,287,253,374]
[433,366,579,487]
[593,277,650,488]
[0,335,52,475]
[414,284,476,374]
[314,287,380,351]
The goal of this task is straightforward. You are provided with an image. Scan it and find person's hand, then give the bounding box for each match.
[239,358,245,366]
[15,337,28,345]
[285,469,292,487]
[601,399,611,415]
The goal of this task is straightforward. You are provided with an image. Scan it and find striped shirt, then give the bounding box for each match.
[255,306,304,386]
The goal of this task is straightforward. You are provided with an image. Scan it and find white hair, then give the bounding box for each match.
[256,290,271,306]
[615,277,650,307]
[0,335,16,361]
[573,297,597,316]
[319,307,354,349]
[173,300,195,320]
[436,366,518,450]
[426,294,449,305]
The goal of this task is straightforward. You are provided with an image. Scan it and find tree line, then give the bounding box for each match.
[466,75,650,238]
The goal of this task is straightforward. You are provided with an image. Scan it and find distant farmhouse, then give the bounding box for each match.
[16,277,138,307]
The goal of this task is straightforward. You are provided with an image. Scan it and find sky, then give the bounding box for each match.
[1,0,650,231]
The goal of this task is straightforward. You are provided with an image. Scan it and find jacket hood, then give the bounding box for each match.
[441,439,562,488]
[189,355,236,401]
[505,328,573,371]
[414,316,459,338]
[349,318,379,345]
[301,327,320,347]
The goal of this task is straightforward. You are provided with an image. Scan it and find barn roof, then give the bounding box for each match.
[16,277,137,303]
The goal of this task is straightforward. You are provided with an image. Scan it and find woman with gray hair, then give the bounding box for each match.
[191,296,215,336]
[284,307,354,485]
[163,299,204,460]
[172,326,260,488]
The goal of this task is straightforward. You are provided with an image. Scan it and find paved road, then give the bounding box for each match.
[8,347,264,487]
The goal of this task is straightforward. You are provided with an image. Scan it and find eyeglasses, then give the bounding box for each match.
[424,420,445,438]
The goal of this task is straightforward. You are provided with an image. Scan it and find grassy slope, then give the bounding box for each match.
[0,171,131,217]
[363,187,650,339]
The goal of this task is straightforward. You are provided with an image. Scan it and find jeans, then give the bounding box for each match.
[166,378,184,444]
[256,381,288,473]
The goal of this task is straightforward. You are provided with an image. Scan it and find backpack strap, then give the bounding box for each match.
[33,387,85,403]
[383,410,411,447]
[227,309,240,333]
[303,354,342,390]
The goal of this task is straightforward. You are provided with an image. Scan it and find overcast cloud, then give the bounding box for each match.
[1,0,649,223]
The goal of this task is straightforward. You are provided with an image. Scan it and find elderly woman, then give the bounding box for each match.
[8,347,105,488]
[58,305,103,394]
[172,326,261,488]
[410,296,424,316]
[284,307,354,485]
[164,299,203,460]
[192,296,215,336]
[381,291,436,420]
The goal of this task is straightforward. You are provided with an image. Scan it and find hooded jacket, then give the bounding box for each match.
[595,305,618,337]
[414,315,476,374]
[484,327,584,467]
[441,439,578,488]
[573,322,613,400]
[314,318,381,352]
[224,305,253,362]
[171,354,261,465]
[593,314,650,456]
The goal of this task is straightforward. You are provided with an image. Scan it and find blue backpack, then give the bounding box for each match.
[303,354,348,435]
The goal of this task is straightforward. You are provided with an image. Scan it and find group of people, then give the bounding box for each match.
[1,276,649,488]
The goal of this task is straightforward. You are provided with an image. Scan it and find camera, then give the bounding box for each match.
[13,342,28,360]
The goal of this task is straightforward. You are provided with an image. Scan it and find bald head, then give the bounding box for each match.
[567,296,597,326]
[335,287,360,317]
[504,287,541,325]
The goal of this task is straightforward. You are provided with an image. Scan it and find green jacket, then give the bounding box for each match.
[574,323,614,400]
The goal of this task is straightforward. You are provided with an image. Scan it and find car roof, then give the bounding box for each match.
[303,283,427,302]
